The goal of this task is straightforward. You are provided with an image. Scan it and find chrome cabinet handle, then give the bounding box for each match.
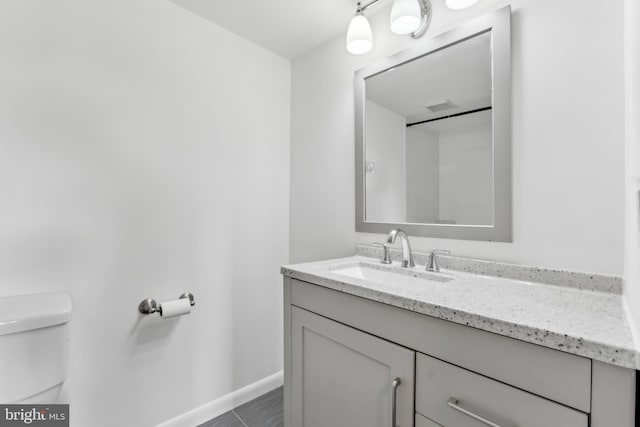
[448,398,502,427]
[391,378,401,427]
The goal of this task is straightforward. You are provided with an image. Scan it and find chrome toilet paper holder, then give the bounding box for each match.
[138,292,195,315]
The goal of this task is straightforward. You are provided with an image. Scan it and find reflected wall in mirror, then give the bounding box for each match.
[365,31,492,226]
[355,6,511,241]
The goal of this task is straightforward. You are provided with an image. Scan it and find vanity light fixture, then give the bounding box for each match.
[346,0,432,55]
[346,11,374,55]
[390,0,422,35]
[444,0,479,10]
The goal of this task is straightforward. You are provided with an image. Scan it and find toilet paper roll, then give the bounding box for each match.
[159,298,192,318]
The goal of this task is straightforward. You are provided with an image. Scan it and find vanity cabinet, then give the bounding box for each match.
[283,277,636,427]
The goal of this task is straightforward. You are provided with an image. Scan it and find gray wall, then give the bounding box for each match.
[0,1,290,425]
[289,0,625,275]
[406,127,439,223]
[624,0,640,342]
[365,100,407,223]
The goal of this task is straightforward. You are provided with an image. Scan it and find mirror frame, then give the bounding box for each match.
[355,6,512,242]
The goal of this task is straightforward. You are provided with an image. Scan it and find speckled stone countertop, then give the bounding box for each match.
[281,247,638,369]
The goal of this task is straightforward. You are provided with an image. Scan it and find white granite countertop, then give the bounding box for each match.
[281,252,638,369]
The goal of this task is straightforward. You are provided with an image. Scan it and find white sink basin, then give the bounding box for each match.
[329,261,452,286]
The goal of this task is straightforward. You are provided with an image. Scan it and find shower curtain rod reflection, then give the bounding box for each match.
[406,106,492,127]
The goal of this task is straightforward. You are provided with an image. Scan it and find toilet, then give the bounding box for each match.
[0,292,72,403]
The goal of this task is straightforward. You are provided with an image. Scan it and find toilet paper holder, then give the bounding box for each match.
[138,293,195,315]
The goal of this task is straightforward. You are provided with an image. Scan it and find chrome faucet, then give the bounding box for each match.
[427,249,450,272]
[385,228,415,268]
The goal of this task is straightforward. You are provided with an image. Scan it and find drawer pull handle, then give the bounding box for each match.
[391,378,401,427]
[448,398,502,427]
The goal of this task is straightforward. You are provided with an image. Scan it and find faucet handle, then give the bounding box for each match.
[372,242,392,264]
[432,249,451,256]
[427,249,451,272]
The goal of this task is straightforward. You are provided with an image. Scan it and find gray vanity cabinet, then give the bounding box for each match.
[290,306,415,427]
[415,414,441,427]
[283,277,636,427]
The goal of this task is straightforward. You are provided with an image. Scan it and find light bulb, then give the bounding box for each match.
[346,12,373,55]
[390,0,421,35]
[445,0,479,10]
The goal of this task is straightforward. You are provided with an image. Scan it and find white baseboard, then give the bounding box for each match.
[156,370,284,427]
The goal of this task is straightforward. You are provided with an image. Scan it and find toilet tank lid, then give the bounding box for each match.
[0,292,72,336]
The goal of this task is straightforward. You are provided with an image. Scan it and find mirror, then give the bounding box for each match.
[355,7,511,241]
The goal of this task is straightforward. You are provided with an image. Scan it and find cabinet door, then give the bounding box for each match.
[291,307,415,427]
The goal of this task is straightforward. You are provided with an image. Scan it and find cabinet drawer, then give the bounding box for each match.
[416,353,588,427]
[416,413,442,427]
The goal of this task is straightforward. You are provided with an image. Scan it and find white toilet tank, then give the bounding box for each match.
[0,292,72,403]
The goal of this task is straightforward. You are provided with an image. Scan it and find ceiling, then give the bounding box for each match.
[366,30,492,123]
[170,0,358,59]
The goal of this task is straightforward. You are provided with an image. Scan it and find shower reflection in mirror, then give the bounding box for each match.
[364,31,492,227]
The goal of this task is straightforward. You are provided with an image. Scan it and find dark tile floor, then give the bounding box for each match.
[198,387,283,427]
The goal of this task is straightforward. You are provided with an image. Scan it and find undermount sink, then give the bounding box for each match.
[329,261,453,286]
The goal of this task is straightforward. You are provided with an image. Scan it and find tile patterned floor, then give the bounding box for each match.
[198,387,283,427]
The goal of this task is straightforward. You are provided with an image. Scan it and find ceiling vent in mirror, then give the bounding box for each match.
[425,99,457,112]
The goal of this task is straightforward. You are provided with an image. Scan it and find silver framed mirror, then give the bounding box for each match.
[355,6,511,242]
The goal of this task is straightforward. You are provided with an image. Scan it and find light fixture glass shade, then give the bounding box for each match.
[445,0,479,9]
[346,13,373,55]
[390,0,421,35]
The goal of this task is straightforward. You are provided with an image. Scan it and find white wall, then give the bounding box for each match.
[624,0,640,342]
[438,124,493,225]
[365,100,407,223]
[406,128,439,223]
[0,1,290,426]
[290,0,625,274]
